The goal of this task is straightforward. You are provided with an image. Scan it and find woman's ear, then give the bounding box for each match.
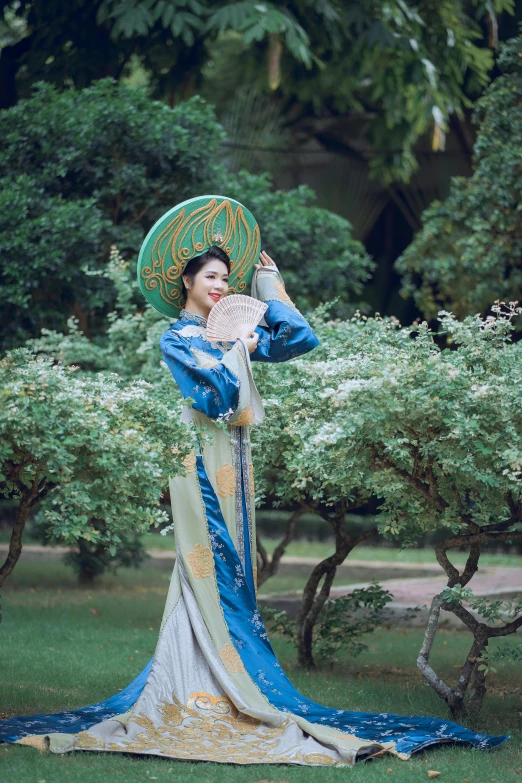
[182,275,191,291]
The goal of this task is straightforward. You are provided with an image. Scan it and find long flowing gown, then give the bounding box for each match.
[0,268,509,765]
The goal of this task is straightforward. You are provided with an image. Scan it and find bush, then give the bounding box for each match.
[262,583,393,664]
[0,348,194,605]
[252,302,522,709]
[0,80,224,348]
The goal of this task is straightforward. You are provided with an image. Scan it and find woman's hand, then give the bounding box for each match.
[236,328,259,354]
[254,250,278,271]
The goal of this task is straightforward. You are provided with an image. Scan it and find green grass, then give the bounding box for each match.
[260,539,522,568]
[2,528,520,569]
[142,532,522,568]
[1,561,521,782]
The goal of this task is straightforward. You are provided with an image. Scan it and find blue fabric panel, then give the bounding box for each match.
[196,456,509,756]
[251,301,320,363]
[0,659,152,744]
[160,329,241,420]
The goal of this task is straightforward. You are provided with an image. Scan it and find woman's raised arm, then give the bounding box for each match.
[250,266,319,364]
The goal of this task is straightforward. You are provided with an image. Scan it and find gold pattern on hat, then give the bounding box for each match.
[140,199,260,310]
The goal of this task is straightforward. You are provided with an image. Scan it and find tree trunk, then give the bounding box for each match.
[294,505,377,668]
[256,508,303,587]
[418,529,522,716]
[0,497,30,593]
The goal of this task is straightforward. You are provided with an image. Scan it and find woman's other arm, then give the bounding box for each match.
[160,330,249,420]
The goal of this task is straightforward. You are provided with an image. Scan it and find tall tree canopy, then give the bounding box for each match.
[0,0,516,181]
[396,35,522,321]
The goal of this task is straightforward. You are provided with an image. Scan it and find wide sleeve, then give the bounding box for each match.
[160,330,251,422]
[250,269,320,363]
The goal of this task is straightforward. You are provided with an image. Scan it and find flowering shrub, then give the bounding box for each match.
[253,303,522,711]
[0,349,193,604]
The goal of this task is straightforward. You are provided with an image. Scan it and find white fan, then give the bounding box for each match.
[206,294,267,342]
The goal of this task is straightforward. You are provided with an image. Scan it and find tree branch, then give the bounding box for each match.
[256,507,304,587]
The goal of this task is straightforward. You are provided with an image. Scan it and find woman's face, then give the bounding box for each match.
[183,259,229,315]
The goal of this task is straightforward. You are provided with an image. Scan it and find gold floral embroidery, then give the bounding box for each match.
[200,356,219,368]
[253,566,258,593]
[182,453,196,473]
[304,752,343,765]
[187,691,239,719]
[74,732,106,750]
[216,463,236,497]
[249,461,255,496]
[219,643,245,674]
[101,694,349,764]
[187,543,213,579]
[233,404,254,427]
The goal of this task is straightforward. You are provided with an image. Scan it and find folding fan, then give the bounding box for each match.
[206,294,267,342]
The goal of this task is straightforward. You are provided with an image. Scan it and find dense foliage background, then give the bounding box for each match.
[0,80,371,349]
[396,36,522,320]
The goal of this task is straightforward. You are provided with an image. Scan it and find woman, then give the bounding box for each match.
[1,196,508,765]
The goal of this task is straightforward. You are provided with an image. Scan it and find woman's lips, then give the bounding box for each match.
[209,293,221,301]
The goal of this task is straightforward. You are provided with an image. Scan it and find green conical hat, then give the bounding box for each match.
[137,195,261,318]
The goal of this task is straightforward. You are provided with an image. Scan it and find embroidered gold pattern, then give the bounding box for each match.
[216,463,236,497]
[304,752,344,764]
[74,732,106,750]
[187,543,214,579]
[253,566,258,593]
[249,461,255,497]
[220,643,245,674]
[233,404,254,427]
[140,200,261,309]
[98,694,350,764]
[187,691,239,718]
[182,453,197,473]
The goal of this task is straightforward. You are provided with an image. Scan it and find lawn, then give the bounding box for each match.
[141,532,522,568]
[0,561,520,783]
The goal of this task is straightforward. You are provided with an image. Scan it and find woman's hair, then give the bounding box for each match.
[181,246,231,301]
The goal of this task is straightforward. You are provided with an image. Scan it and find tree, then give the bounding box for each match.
[396,35,522,321]
[0,1,516,181]
[0,348,194,609]
[252,303,522,714]
[0,83,373,348]
[0,80,224,347]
